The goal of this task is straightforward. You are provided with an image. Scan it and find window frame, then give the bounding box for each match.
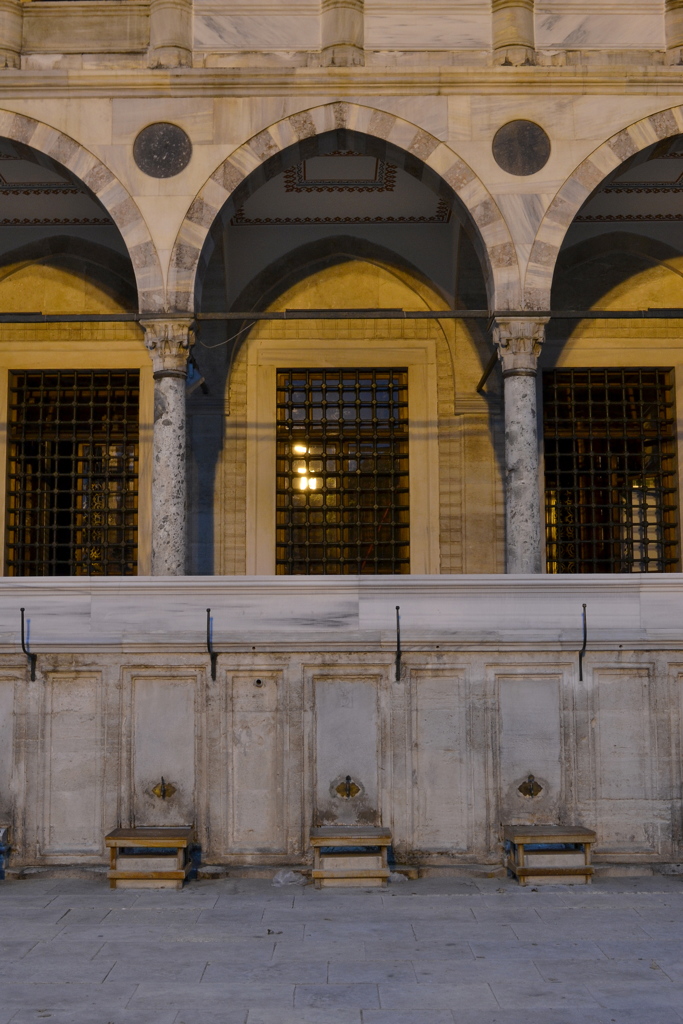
[245,334,440,575]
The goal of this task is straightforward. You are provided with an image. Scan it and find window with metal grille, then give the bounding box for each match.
[6,370,139,576]
[543,368,678,574]
[276,368,409,575]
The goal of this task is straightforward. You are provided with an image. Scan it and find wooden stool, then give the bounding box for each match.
[504,825,596,886]
[310,826,392,888]
[106,827,194,889]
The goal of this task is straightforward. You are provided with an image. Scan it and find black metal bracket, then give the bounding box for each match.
[20,607,37,681]
[579,603,588,682]
[395,605,402,682]
[206,608,218,681]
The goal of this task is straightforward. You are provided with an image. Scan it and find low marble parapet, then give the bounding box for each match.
[2,574,683,650]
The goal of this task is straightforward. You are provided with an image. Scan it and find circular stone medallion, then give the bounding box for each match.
[133,123,192,179]
[492,120,551,176]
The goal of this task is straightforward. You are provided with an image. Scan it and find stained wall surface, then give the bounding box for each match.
[1,575,682,874]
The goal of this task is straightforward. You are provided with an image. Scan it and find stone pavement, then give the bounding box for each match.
[0,875,682,1024]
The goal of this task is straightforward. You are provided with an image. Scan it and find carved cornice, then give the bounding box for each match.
[493,317,549,377]
[143,318,195,377]
[0,67,682,100]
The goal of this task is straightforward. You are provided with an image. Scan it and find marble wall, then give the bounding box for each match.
[535,3,665,51]
[1,575,683,874]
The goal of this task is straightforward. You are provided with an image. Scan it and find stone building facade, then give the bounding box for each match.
[1,1,683,876]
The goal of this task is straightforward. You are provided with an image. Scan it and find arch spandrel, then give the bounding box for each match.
[0,109,165,314]
[168,101,521,314]
[525,104,683,311]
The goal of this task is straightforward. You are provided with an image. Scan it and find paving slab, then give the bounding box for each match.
[377,981,498,1010]
[295,984,380,1009]
[2,876,683,1021]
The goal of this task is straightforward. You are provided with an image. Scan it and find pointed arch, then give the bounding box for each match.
[0,108,164,313]
[525,105,683,310]
[168,101,520,312]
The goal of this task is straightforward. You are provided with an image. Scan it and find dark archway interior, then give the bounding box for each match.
[546,133,683,352]
[187,129,489,573]
[0,136,136,309]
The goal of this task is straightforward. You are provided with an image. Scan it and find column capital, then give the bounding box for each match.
[142,318,195,379]
[493,317,549,377]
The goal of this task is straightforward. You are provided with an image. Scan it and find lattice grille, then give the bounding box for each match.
[543,368,678,574]
[276,368,409,575]
[6,370,139,576]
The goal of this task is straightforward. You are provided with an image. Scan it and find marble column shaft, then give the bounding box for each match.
[492,0,535,66]
[493,317,549,574]
[143,319,194,576]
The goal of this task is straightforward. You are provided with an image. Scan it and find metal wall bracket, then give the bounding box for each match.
[579,603,588,681]
[20,608,36,681]
[395,605,402,681]
[206,608,218,681]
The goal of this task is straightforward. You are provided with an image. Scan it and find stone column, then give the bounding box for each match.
[493,317,549,574]
[0,0,22,69]
[492,0,535,66]
[143,319,194,576]
[666,0,683,64]
[149,0,192,68]
[321,0,364,66]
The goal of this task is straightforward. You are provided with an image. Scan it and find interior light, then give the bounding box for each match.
[293,444,308,454]
[297,466,306,474]
[309,478,319,490]
[299,477,309,490]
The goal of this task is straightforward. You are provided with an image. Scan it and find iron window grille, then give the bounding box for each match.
[276,368,410,575]
[543,368,678,574]
[6,369,139,576]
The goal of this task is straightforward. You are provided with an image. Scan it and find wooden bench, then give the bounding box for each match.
[105,827,194,890]
[504,825,596,886]
[310,826,392,888]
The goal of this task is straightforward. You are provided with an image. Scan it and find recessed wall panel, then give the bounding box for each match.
[498,674,562,824]
[229,671,284,852]
[43,673,102,856]
[133,676,196,827]
[412,671,468,850]
[0,677,16,820]
[314,677,379,826]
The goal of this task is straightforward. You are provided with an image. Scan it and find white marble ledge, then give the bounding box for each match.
[1,574,683,649]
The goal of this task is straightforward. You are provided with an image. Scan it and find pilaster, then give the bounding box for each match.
[666,0,683,65]
[149,0,193,69]
[321,0,364,67]
[492,0,535,66]
[0,0,22,69]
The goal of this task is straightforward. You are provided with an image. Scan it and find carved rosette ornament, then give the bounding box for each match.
[493,317,549,377]
[142,318,195,378]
